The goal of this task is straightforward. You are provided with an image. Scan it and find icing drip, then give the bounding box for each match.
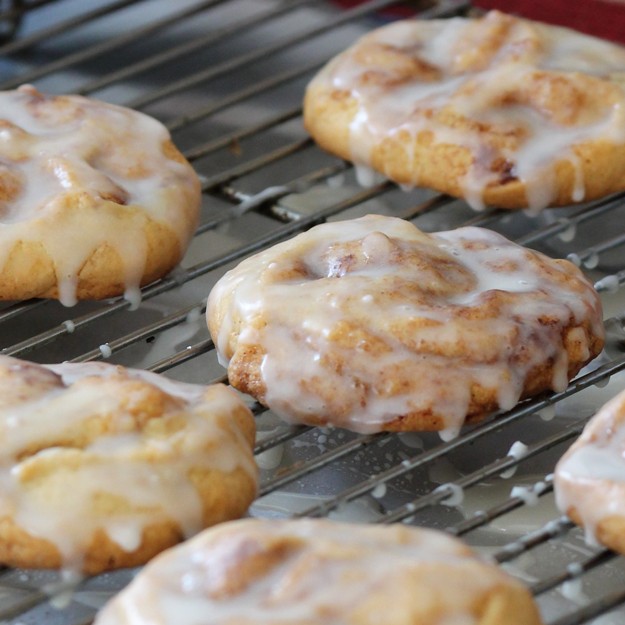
[435,483,464,506]
[310,11,625,211]
[209,214,603,433]
[0,357,257,570]
[0,85,199,305]
[500,441,529,479]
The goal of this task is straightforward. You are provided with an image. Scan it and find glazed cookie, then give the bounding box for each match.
[304,11,625,211]
[207,214,604,436]
[0,356,257,573]
[94,518,543,625]
[555,390,625,553]
[0,85,201,306]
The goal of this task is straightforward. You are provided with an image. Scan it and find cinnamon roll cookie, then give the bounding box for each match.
[304,11,625,211]
[207,214,604,436]
[555,390,625,553]
[94,518,543,625]
[0,356,257,573]
[0,85,201,306]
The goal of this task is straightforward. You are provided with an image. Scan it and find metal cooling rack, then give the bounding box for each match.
[2,1,625,623]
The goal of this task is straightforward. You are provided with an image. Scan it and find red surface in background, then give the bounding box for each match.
[333,1,625,44]
[474,0,625,43]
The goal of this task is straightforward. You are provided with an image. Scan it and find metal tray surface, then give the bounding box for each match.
[1,2,625,624]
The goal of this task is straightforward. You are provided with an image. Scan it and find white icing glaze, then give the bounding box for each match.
[47,360,208,401]
[558,220,578,243]
[500,440,529,479]
[255,445,284,471]
[99,343,113,359]
[309,11,625,211]
[439,425,462,442]
[560,577,586,604]
[555,390,625,546]
[538,405,556,421]
[94,519,535,625]
[508,441,528,460]
[370,482,387,499]
[595,274,621,294]
[0,85,199,306]
[208,214,604,433]
[509,480,548,507]
[435,483,464,507]
[44,569,83,608]
[0,356,257,570]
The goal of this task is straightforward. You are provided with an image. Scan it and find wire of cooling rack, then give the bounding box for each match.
[2,2,625,624]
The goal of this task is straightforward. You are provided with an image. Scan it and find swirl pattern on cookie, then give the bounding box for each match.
[0,85,201,306]
[0,355,257,573]
[555,390,625,552]
[94,518,543,625]
[304,11,625,211]
[207,214,604,435]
